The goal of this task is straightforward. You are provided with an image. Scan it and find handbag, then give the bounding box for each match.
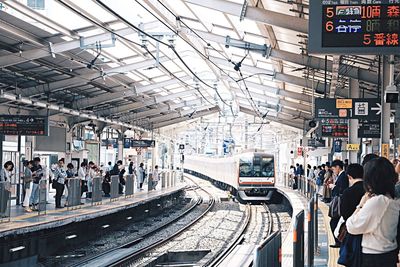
[337,222,347,243]
[338,234,362,267]
[52,177,58,189]
[329,195,341,218]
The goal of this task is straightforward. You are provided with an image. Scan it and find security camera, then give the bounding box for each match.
[385,85,398,104]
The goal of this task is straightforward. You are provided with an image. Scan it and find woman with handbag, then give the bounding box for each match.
[346,157,400,267]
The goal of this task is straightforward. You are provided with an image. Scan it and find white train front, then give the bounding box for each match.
[184,152,277,202]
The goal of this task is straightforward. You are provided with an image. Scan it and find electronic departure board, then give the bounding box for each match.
[321,118,349,138]
[0,115,49,136]
[309,1,400,54]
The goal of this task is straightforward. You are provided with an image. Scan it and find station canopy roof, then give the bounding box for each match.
[0,0,398,133]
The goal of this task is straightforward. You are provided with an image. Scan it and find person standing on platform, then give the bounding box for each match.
[78,162,88,201]
[107,161,113,172]
[23,160,34,212]
[316,165,326,196]
[337,163,364,267]
[0,161,13,215]
[329,160,349,248]
[152,165,159,190]
[30,157,43,210]
[128,161,134,175]
[87,161,96,198]
[52,158,67,209]
[137,163,145,190]
[323,164,333,202]
[346,157,400,267]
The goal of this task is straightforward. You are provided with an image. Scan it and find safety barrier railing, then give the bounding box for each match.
[282,173,320,267]
[0,171,179,223]
[125,174,134,197]
[293,210,304,267]
[110,175,119,202]
[308,197,315,267]
[91,177,103,206]
[0,181,11,223]
[253,231,282,267]
[67,178,81,210]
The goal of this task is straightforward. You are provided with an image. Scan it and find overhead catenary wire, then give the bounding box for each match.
[58,0,217,108]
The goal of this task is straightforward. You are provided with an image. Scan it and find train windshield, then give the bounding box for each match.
[239,155,274,177]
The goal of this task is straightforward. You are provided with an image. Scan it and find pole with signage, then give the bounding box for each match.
[349,79,360,163]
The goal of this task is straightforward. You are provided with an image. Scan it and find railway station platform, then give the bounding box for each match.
[0,175,185,267]
[277,177,332,267]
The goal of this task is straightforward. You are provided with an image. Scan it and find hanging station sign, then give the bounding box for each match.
[0,115,49,136]
[315,98,381,121]
[309,1,400,54]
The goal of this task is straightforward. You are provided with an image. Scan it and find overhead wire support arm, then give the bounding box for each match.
[225,36,271,58]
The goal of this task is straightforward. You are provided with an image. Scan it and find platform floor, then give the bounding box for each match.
[0,182,185,238]
[276,185,329,267]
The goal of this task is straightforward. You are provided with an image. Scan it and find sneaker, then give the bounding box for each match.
[24,208,32,213]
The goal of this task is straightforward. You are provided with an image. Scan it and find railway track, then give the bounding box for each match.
[65,178,216,267]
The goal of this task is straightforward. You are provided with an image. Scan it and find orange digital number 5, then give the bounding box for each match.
[326,7,334,18]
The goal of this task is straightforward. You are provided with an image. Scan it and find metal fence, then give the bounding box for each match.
[293,210,304,267]
[110,175,119,202]
[0,170,178,224]
[125,174,134,197]
[67,178,81,210]
[91,177,103,205]
[253,231,282,267]
[283,173,320,267]
[38,180,47,215]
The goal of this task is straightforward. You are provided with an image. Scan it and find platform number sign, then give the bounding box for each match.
[309,1,400,54]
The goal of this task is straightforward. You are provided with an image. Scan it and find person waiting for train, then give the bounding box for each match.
[322,164,333,202]
[137,163,145,190]
[337,164,364,267]
[329,160,349,248]
[52,158,67,209]
[30,157,43,210]
[151,165,160,190]
[22,160,34,212]
[346,157,400,267]
[0,161,13,216]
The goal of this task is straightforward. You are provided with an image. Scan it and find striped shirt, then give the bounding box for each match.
[53,166,67,184]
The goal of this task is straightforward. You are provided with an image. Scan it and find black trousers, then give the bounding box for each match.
[330,217,340,244]
[55,182,65,208]
[362,249,398,267]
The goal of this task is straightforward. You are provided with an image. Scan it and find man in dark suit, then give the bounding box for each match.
[329,159,349,248]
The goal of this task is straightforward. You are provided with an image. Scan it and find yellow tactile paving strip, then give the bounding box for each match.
[319,202,340,267]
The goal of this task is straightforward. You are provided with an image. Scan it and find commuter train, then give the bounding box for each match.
[184,152,277,203]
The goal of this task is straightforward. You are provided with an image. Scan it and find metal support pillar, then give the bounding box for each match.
[349,79,360,163]
[380,55,394,156]
[117,139,123,162]
[0,134,3,166]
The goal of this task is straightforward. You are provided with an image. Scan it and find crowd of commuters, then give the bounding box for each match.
[291,154,400,267]
[0,157,162,213]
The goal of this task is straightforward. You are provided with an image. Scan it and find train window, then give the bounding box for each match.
[261,157,274,177]
[239,157,253,177]
[253,156,262,177]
